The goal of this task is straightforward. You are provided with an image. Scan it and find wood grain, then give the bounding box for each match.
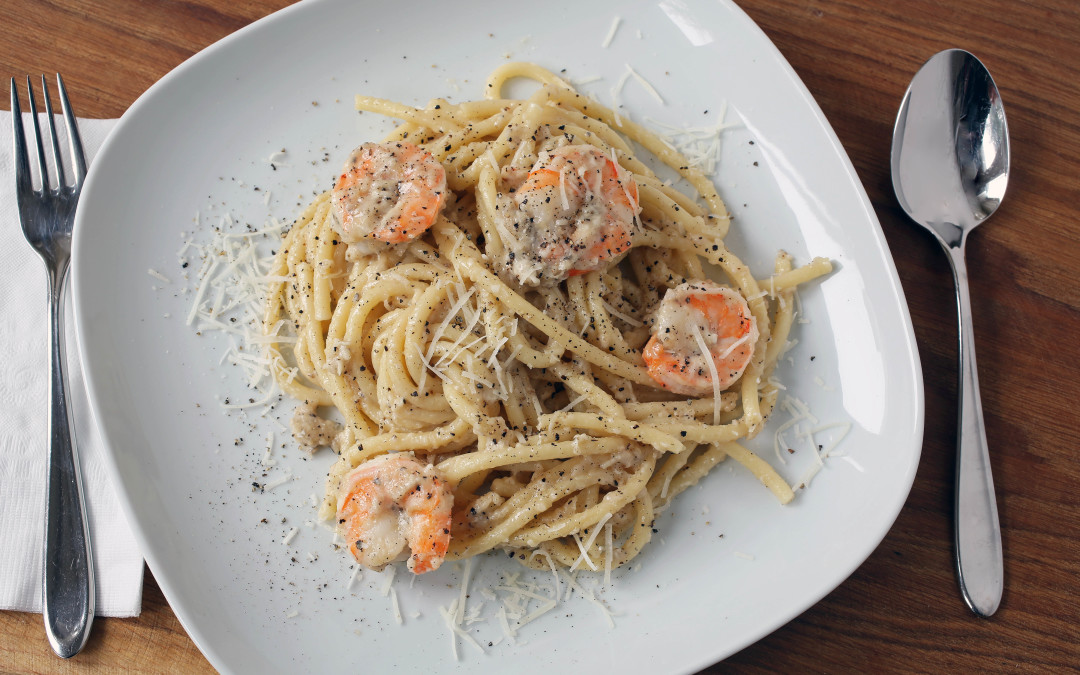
[2,0,1079,672]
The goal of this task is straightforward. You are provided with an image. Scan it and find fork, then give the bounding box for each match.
[11,74,95,658]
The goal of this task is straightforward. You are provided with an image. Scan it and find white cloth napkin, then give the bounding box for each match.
[0,111,143,617]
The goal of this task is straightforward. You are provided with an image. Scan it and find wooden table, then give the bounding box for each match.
[3,1,1078,672]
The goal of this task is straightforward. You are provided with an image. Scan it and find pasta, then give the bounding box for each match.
[263,62,832,575]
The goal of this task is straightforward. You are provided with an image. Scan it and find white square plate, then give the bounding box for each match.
[73,0,923,672]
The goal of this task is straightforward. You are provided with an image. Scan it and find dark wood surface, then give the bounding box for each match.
[3,1,1078,672]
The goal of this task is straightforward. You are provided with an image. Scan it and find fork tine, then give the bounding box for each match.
[11,78,32,197]
[41,75,67,189]
[25,76,49,190]
[56,74,87,186]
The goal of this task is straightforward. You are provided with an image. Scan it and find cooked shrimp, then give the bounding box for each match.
[643,281,758,396]
[331,141,447,246]
[498,144,639,284]
[336,452,453,574]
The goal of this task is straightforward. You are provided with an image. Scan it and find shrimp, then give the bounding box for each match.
[643,281,759,396]
[336,452,453,574]
[331,141,447,246]
[498,144,639,284]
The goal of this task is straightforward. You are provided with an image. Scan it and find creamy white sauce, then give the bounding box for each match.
[290,401,342,451]
[325,338,353,376]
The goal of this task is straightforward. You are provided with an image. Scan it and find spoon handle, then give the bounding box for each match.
[948,245,1003,617]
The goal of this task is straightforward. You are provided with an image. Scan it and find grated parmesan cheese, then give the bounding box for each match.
[261,432,276,467]
[380,565,396,597]
[528,549,561,603]
[645,101,736,174]
[148,268,171,283]
[601,299,642,327]
[557,165,571,211]
[570,513,611,572]
[439,602,485,658]
[603,523,613,586]
[609,68,632,127]
[601,16,622,48]
[389,587,403,625]
[183,213,291,418]
[439,605,461,661]
[689,322,722,426]
[556,393,589,415]
[558,570,615,628]
[347,565,363,590]
[263,470,292,492]
[455,558,473,625]
[625,64,664,105]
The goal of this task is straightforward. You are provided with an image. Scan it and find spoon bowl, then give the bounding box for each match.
[893,49,1010,245]
[891,49,1009,617]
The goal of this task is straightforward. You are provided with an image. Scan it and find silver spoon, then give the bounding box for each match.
[891,49,1008,617]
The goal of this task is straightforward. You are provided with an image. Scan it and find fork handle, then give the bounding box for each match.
[949,244,1003,617]
[42,263,95,658]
